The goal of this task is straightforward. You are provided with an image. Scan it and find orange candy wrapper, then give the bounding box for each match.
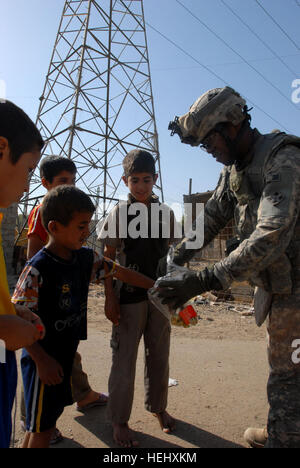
[35,324,45,338]
[179,304,198,325]
[148,282,198,327]
[171,304,198,328]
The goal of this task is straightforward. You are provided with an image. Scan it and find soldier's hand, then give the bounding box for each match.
[156,271,205,310]
[157,267,222,310]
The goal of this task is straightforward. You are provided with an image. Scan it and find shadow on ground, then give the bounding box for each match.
[53,406,243,449]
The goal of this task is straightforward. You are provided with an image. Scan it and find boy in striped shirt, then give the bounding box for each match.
[12,185,154,448]
[25,156,107,445]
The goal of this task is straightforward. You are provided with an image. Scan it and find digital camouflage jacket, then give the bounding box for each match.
[182,130,300,294]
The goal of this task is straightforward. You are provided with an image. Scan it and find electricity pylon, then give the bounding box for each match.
[17,0,163,246]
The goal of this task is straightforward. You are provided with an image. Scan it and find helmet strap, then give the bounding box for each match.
[217,119,251,165]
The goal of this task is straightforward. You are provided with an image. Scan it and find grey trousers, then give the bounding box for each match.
[107,300,171,424]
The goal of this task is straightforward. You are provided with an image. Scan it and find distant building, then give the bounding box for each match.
[183,191,236,261]
[183,191,253,303]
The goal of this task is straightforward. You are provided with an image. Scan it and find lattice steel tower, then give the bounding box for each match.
[18,0,163,243]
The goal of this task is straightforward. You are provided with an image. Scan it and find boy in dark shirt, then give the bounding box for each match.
[12,185,154,448]
[25,155,106,445]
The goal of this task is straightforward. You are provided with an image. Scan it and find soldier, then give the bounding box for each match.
[157,86,300,448]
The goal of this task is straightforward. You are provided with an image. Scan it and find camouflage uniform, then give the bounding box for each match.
[214,134,300,448]
[175,127,300,447]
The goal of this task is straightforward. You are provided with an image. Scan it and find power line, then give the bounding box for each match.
[152,52,300,71]
[255,0,300,51]
[175,0,299,112]
[221,0,299,76]
[146,21,292,133]
[146,23,228,83]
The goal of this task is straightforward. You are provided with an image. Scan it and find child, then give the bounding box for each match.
[24,155,107,445]
[12,185,154,448]
[0,99,44,448]
[27,155,77,259]
[99,149,177,447]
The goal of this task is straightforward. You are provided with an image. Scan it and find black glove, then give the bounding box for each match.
[156,254,168,278]
[156,241,196,278]
[157,267,222,310]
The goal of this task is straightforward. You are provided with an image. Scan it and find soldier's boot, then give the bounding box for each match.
[243,427,268,448]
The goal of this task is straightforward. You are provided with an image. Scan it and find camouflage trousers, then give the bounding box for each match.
[265,293,300,448]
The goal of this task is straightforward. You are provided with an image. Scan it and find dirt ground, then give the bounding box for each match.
[12,284,269,449]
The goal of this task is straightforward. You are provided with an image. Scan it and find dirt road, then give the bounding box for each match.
[13,286,269,449]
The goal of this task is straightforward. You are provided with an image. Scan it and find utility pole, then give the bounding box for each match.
[17,0,163,245]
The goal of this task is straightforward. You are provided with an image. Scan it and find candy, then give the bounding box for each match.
[35,324,44,337]
[171,304,198,327]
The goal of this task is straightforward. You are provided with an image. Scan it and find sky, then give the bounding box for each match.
[1,0,300,212]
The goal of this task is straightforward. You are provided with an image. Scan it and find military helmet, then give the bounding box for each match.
[169,86,247,147]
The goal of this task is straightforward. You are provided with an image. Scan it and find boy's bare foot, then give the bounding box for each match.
[76,390,108,410]
[153,411,176,433]
[113,423,139,448]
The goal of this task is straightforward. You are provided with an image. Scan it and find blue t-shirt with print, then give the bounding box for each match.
[21,247,94,372]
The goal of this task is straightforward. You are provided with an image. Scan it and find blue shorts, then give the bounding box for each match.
[21,350,73,433]
[0,350,17,448]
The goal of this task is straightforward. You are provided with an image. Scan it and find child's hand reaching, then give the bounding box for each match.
[14,304,45,339]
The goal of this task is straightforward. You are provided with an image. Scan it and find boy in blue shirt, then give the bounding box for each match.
[25,155,107,445]
[12,185,154,448]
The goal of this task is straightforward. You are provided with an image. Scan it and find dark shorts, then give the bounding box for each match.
[21,351,73,433]
[0,350,17,448]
